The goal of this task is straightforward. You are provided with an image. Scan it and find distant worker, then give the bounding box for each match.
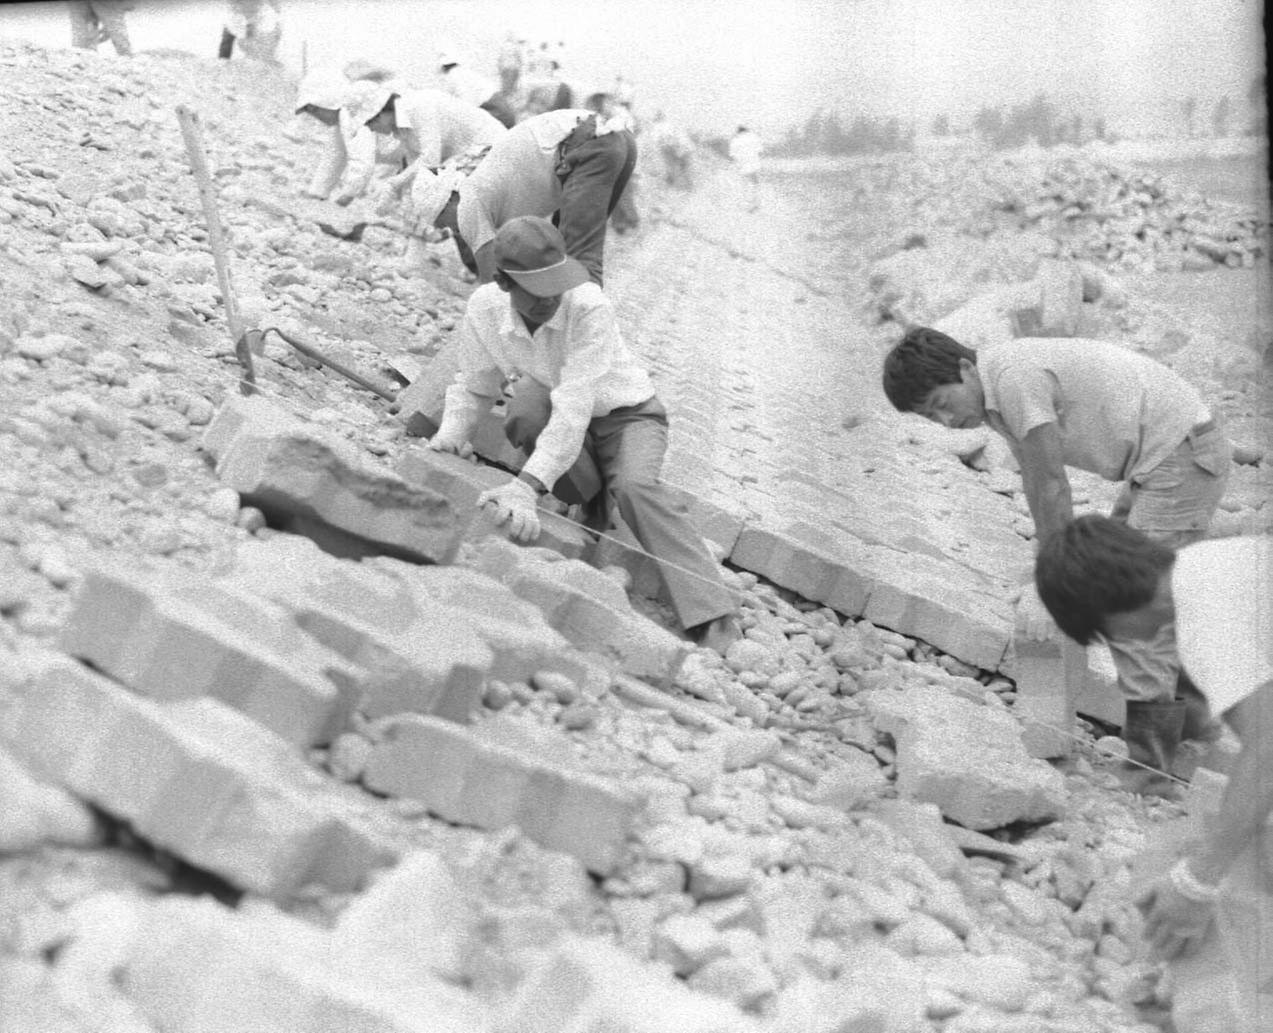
[427,216,744,654]
[294,73,403,206]
[728,124,763,211]
[437,47,514,128]
[648,110,694,189]
[219,0,282,62]
[356,84,507,270]
[68,0,132,57]
[585,92,639,235]
[1034,516,1272,1033]
[882,328,1232,797]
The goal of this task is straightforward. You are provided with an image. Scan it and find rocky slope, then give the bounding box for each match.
[1,38,1268,1033]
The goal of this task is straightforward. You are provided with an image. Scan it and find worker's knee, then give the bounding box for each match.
[503,382,552,451]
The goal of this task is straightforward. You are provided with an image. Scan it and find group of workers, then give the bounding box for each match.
[884,328,1270,1028]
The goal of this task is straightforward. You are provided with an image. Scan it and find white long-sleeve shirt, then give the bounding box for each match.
[438,281,655,489]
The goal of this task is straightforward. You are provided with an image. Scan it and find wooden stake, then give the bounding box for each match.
[175,105,245,347]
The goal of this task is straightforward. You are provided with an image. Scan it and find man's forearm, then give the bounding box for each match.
[1189,743,1273,884]
[1022,468,1073,543]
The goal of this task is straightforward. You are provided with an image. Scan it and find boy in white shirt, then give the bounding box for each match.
[428,216,741,653]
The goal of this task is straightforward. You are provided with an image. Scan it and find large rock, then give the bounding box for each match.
[864,684,1066,829]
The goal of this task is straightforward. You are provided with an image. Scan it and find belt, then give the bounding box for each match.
[1189,417,1216,437]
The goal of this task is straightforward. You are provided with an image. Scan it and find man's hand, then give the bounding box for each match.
[476,478,540,543]
[1013,582,1056,641]
[1134,873,1216,960]
[427,433,474,461]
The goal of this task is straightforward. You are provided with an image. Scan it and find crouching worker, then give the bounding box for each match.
[882,327,1232,796]
[427,215,742,653]
[1035,516,1272,1032]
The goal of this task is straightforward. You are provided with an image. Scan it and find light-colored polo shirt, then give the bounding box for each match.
[1173,536,1273,717]
[456,109,594,258]
[440,281,655,490]
[979,338,1210,482]
[392,89,506,167]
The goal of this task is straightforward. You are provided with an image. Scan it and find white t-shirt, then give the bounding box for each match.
[1173,536,1273,717]
[979,338,1209,482]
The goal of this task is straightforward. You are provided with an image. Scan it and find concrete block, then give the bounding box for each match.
[126,896,484,1033]
[492,935,756,1033]
[1010,634,1088,758]
[864,684,1066,830]
[396,447,590,559]
[199,392,300,463]
[1074,644,1125,727]
[58,563,361,747]
[363,714,642,874]
[0,651,398,898]
[330,851,471,985]
[218,536,492,723]
[380,560,593,688]
[212,402,462,565]
[862,557,1012,672]
[466,538,687,687]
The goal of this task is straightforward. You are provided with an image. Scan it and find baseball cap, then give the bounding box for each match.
[492,216,590,297]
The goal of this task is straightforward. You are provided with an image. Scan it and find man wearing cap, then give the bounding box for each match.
[428,215,743,653]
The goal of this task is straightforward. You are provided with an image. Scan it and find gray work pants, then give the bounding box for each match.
[505,379,734,631]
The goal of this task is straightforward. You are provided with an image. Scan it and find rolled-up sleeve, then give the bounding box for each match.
[436,311,505,440]
[520,304,616,489]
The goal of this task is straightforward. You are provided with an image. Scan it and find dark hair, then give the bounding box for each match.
[880,326,977,413]
[1034,516,1176,645]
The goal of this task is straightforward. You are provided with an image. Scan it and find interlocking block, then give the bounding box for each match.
[1009,633,1089,758]
[380,559,593,688]
[220,537,492,724]
[493,935,756,1033]
[730,522,880,617]
[58,562,362,747]
[395,446,589,559]
[0,650,398,898]
[864,684,1066,830]
[363,714,642,874]
[861,554,1012,672]
[208,396,462,565]
[126,896,484,1033]
[465,538,687,687]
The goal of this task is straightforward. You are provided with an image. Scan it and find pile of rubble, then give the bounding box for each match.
[984,155,1267,272]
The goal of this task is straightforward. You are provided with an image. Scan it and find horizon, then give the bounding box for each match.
[0,0,1265,140]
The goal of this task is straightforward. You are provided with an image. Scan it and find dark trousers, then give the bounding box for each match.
[504,380,733,631]
[553,118,637,286]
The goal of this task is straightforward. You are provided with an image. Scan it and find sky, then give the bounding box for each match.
[0,0,1266,139]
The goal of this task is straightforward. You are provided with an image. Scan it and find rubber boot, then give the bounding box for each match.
[1116,699,1187,799]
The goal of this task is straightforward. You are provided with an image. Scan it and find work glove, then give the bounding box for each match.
[427,432,474,461]
[1012,582,1056,642]
[477,478,540,543]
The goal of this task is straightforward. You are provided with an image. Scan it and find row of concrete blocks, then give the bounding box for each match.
[0,636,642,898]
[206,394,1111,758]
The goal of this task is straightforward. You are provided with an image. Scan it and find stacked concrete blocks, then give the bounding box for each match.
[0,649,398,899]
[205,395,465,565]
[58,562,362,747]
[464,537,689,687]
[363,714,643,874]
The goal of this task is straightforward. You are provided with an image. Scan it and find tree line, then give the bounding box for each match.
[769,78,1266,157]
